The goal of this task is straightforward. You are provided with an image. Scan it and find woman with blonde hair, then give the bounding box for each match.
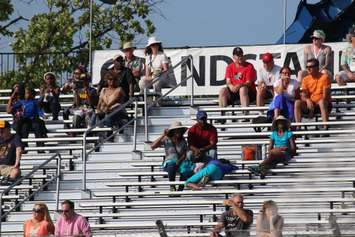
[23,203,54,237]
[256,200,284,237]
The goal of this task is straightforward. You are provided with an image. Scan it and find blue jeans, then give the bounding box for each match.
[185,163,223,185]
[187,149,217,163]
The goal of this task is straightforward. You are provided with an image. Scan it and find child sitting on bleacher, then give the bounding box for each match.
[39,72,61,121]
[248,115,296,178]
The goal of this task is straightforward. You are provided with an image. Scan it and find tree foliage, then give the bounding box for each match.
[0,0,159,88]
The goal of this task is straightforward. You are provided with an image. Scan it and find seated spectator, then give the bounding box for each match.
[6,82,25,132]
[256,53,281,107]
[122,41,145,91]
[150,121,191,191]
[294,58,332,130]
[267,67,300,121]
[185,159,237,190]
[0,120,22,184]
[248,116,296,178]
[219,47,256,110]
[210,195,253,237]
[55,200,92,237]
[99,54,135,102]
[298,30,333,83]
[95,71,129,132]
[187,111,217,163]
[63,72,98,129]
[39,72,61,120]
[23,203,54,237]
[139,36,175,95]
[62,65,87,94]
[335,27,355,85]
[11,87,47,149]
[256,200,284,237]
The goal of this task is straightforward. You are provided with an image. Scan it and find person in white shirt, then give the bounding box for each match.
[139,36,176,94]
[335,27,355,85]
[256,53,281,106]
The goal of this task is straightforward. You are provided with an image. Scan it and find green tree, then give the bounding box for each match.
[1,0,159,88]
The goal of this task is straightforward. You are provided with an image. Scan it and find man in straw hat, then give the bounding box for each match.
[0,120,22,184]
[298,29,333,83]
[335,26,355,85]
[122,41,145,92]
[150,121,191,191]
[248,115,296,178]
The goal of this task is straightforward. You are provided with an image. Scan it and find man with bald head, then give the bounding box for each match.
[210,195,253,237]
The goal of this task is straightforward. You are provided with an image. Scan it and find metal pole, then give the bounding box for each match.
[82,131,88,191]
[283,0,287,44]
[89,0,93,74]
[133,100,138,151]
[55,153,62,212]
[144,88,149,142]
[0,191,3,234]
[190,56,194,107]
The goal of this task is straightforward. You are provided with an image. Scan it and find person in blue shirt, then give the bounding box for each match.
[185,159,238,190]
[248,115,296,178]
[12,87,47,150]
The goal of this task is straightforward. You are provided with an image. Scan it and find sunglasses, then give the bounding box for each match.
[306,64,318,69]
[32,208,43,213]
[312,37,321,41]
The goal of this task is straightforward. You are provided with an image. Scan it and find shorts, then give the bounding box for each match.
[0,165,14,177]
[336,71,353,82]
[302,100,332,115]
[226,86,256,105]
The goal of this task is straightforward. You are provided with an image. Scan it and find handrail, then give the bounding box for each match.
[81,55,195,192]
[0,152,62,233]
[144,55,194,142]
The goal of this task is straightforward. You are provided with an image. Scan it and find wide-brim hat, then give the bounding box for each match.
[43,72,56,80]
[167,121,188,137]
[272,115,290,130]
[122,41,136,50]
[310,30,326,40]
[146,36,161,48]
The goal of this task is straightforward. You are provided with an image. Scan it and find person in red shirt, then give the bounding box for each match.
[187,111,217,163]
[219,47,257,109]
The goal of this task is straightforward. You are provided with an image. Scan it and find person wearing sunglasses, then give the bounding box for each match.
[23,203,54,237]
[298,30,333,83]
[294,58,331,130]
[55,199,92,237]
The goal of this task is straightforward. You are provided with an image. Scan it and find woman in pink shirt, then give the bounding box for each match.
[23,203,54,237]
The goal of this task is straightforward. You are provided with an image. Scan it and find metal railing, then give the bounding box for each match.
[0,152,62,233]
[81,55,195,192]
[143,55,194,142]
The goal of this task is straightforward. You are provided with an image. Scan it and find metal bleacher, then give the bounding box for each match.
[0,80,355,237]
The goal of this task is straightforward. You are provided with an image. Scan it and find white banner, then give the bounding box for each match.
[92,42,348,96]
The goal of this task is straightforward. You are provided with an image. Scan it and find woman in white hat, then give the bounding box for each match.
[248,115,296,178]
[298,29,333,82]
[150,121,190,191]
[139,36,171,95]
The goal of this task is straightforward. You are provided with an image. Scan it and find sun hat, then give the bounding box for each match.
[146,36,161,48]
[310,30,326,40]
[196,111,207,121]
[167,121,188,137]
[262,53,273,63]
[122,41,135,50]
[272,115,290,130]
[43,72,56,80]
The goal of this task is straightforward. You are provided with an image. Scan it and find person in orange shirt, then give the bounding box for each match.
[23,203,55,237]
[294,58,331,130]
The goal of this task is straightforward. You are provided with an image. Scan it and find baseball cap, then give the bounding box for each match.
[196,111,207,120]
[232,47,243,56]
[262,53,273,63]
[310,30,326,40]
[0,120,10,129]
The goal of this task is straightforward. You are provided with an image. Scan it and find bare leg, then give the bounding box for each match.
[318,99,329,129]
[218,87,229,107]
[239,86,249,108]
[256,87,266,107]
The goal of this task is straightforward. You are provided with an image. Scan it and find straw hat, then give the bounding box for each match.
[146,36,161,48]
[272,115,290,130]
[167,121,188,137]
[43,72,56,80]
[122,41,135,50]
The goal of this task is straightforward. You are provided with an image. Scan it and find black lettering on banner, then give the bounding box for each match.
[283,52,301,76]
[210,55,232,86]
[181,56,205,86]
